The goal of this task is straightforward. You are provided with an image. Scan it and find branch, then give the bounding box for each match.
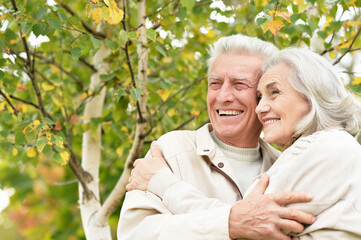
[155,76,205,116]
[121,2,145,123]
[54,179,78,186]
[59,2,106,39]
[0,89,18,116]
[9,94,39,109]
[333,27,361,65]
[146,0,175,18]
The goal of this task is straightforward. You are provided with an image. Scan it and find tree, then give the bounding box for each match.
[0,0,360,239]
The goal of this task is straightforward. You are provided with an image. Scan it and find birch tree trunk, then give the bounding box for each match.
[79,41,112,240]
[96,0,149,227]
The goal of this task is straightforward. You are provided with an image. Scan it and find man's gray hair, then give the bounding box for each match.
[263,47,361,138]
[207,34,279,75]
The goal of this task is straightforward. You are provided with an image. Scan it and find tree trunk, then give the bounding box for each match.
[79,42,112,240]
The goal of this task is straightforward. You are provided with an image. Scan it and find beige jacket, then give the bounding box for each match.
[117,124,280,240]
[246,128,361,239]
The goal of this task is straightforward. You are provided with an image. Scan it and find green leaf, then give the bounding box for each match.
[179,6,187,20]
[105,39,119,52]
[42,144,52,154]
[0,130,10,138]
[180,0,196,11]
[155,45,167,57]
[32,24,46,37]
[317,30,327,39]
[21,21,33,35]
[290,14,300,23]
[55,135,64,148]
[256,18,267,26]
[70,47,81,58]
[2,112,12,122]
[119,30,128,47]
[146,29,157,41]
[128,31,138,40]
[329,21,342,32]
[35,8,47,20]
[15,129,27,145]
[43,118,55,125]
[36,136,48,152]
[90,35,101,49]
[130,87,141,101]
[100,73,116,81]
[24,127,36,143]
[0,71,4,79]
[47,18,62,31]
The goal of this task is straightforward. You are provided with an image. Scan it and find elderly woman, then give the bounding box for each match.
[126,48,361,238]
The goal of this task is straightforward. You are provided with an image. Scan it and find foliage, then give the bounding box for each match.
[0,0,360,239]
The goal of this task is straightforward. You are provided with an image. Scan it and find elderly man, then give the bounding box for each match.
[118,35,315,240]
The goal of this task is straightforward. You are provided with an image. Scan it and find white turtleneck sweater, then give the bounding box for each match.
[211,131,262,194]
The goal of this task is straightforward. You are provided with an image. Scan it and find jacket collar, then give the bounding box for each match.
[195,123,280,173]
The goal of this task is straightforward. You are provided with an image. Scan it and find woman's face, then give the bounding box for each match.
[255,63,310,149]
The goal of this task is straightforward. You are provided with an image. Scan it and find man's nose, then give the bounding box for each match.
[217,83,235,102]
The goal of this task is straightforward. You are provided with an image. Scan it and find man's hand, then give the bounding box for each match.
[229,174,315,240]
[126,142,167,191]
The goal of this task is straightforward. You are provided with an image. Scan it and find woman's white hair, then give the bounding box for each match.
[207,34,279,75]
[263,48,361,138]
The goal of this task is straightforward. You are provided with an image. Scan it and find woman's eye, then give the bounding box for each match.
[271,89,280,95]
[256,95,262,102]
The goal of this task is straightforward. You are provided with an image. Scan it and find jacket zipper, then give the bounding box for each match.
[202,156,243,198]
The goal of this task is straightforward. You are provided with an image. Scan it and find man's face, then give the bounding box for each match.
[207,53,264,148]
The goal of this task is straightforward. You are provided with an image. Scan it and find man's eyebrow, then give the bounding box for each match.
[209,76,221,80]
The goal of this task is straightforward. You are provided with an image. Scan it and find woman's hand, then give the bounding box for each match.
[126,141,168,191]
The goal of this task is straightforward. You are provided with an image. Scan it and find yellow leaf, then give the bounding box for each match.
[0,102,5,111]
[12,148,18,156]
[267,20,283,35]
[16,82,27,91]
[255,0,267,7]
[163,57,173,63]
[78,92,88,100]
[184,52,194,60]
[50,64,60,74]
[121,126,128,132]
[107,1,124,25]
[329,51,336,59]
[206,30,215,39]
[27,147,37,158]
[279,12,291,20]
[89,0,98,3]
[190,109,200,118]
[352,77,361,85]
[116,146,123,157]
[60,151,70,164]
[0,14,7,21]
[268,10,280,18]
[295,0,304,4]
[33,120,41,126]
[157,89,171,101]
[260,22,268,33]
[10,39,19,45]
[42,82,55,91]
[92,7,103,26]
[21,103,28,113]
[167,108,176,116]
[343,20,361,28]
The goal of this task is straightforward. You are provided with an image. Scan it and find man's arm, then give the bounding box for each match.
[117,190,232,240]
[123,170,315,240]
